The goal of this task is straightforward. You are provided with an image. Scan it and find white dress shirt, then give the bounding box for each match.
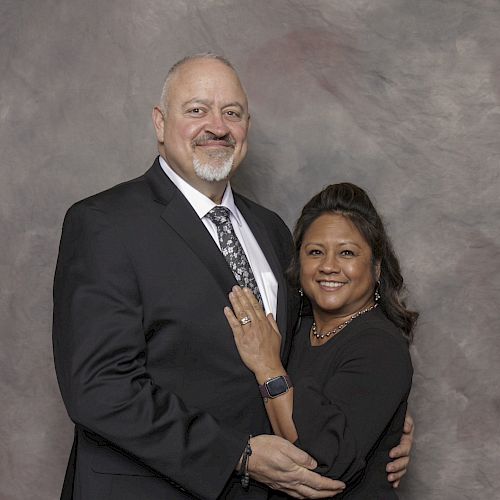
[159,156,278,317]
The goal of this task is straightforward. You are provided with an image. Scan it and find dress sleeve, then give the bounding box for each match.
[292,328,412,483]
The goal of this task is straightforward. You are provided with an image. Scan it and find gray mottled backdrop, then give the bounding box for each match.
[1,1,499,499]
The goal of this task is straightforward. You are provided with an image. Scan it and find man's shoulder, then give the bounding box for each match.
[233,192,290,233]
[74,174,149,209]
[66,161,160,220]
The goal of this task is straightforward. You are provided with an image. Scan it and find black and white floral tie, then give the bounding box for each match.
[206,206,262,303]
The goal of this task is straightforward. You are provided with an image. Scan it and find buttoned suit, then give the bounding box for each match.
[53,158,296,499]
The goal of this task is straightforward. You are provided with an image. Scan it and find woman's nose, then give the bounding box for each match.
[318,254,340,273]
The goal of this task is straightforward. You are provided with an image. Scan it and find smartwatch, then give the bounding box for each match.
[258,374,293,399]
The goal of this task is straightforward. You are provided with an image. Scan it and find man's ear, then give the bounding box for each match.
[152,107,165,143]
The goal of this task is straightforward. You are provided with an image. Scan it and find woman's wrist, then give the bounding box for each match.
[254,365,286,385]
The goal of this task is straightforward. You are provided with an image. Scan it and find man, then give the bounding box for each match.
[53,54,412,499]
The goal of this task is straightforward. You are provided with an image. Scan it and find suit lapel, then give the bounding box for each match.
[235,196,289,358]
[145,159,237,300]
[145,159,288,357]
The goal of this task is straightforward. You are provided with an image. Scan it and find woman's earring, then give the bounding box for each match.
[374,280,381,302]
[298,288,304,297]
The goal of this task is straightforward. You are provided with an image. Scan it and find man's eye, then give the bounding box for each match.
[225,110,241,119]
[187,108,203,115]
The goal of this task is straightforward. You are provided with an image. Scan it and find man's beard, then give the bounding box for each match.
[193,150,234,182]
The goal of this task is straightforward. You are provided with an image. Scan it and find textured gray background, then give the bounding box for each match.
[1,1,499,499]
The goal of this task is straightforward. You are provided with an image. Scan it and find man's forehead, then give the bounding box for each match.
[168,61,247,105]
[174,58,237,82]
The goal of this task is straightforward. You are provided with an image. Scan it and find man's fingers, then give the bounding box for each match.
[248,436,345,498]
[278,469,345,498]
[277,470,345,498]
[403,413,415,435]
[387,412,413,485]
[281,443,317,470]
[389,437,411,459]
[282,481,345,499]
[389,422,412,459]
[297,468,346,493]
[386,455,409,474]
[388,467,407,482]
[404,418,413,433]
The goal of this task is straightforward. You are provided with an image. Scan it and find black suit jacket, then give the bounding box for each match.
[53,158,296,500]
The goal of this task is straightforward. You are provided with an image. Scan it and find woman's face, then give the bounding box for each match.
[299,213,379,319]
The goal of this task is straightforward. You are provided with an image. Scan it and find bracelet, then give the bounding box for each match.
[239,435,252,489]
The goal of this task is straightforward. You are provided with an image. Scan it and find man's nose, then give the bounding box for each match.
[205,111,230,137]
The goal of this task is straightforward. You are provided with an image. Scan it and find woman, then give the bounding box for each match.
[224,183,418,498]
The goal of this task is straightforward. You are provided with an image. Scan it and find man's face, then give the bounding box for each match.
[153,59,250,195]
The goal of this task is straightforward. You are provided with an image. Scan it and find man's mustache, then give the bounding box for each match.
[193,133,236,147]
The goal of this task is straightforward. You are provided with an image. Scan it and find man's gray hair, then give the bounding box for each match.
[159,53,236,113]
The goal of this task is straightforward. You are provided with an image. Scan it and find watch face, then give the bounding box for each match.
[266,376,289,398]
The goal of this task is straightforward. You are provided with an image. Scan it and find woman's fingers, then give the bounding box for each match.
[242,287,267,319]
[267,314,282,339]
[230,286,264,322]
[228,287,249,321]
[223,306,242,333]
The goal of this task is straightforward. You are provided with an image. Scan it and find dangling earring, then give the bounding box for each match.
[374,280,381,302]
[298,288,304,297]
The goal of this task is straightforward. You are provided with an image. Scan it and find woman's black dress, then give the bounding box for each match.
[287,307,413,499]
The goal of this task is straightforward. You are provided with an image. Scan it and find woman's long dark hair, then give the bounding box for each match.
[288,183,418,342]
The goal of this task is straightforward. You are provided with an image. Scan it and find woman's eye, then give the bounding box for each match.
[340,249,355,256]
[308,249,322,256]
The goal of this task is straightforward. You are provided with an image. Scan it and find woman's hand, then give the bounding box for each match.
[224,286,283,380]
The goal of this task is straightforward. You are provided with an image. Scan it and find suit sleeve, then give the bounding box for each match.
[292,329,412,484]
[52,202,247,499]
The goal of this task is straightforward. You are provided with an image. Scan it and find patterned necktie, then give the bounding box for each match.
[206,206,262,303]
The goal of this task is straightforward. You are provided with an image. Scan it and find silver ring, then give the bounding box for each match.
[239,316,252,326]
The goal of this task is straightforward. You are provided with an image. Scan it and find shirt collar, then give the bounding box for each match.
[158,155,242,226]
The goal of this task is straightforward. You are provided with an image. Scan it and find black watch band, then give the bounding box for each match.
[258,374,292,399]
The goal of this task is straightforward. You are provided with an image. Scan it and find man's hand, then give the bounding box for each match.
[386,413,414,488]
[248,435,345,499]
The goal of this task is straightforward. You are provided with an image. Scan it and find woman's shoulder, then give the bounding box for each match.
[349,307,407,343]
[341,308,412,368]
